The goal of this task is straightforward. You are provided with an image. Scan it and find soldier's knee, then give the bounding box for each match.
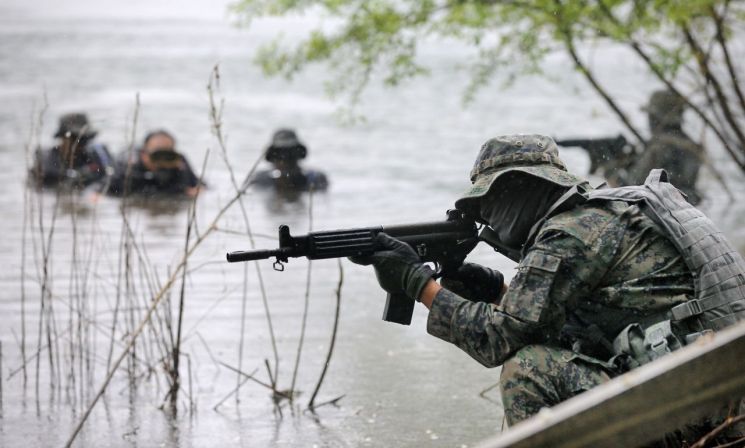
[499,345,561,426]
[500,344,554,383]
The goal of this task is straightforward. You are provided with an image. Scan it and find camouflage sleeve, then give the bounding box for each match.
[427,288,539,367]
[505,230,615,325]
[427,228,616,367]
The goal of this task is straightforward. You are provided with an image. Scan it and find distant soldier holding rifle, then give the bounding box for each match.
[349,135,744,444]
[557,90,704,204]
[31,112,114,190]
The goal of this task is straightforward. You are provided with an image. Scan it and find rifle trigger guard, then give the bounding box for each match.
[273,259,285,272]
[416,243,428,257]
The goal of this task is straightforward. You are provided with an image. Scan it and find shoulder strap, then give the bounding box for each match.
[644,168,669,186]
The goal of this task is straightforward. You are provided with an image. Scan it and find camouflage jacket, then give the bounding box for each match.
[427,199,694,369]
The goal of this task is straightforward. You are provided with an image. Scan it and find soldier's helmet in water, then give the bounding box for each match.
[265,128,308,163]
[455,134,585,216]
[54,112,98,139]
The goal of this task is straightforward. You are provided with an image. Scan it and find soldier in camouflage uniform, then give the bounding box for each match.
[350,134,745,442]
[625,90,704,204]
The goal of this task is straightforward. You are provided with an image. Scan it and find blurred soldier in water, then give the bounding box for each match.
[624,89,704,204]
[107,129,201,198]
[557,90,704,204]
[246,128,329,193]
[31,112,114,190]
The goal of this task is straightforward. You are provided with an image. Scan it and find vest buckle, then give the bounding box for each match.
[671,299,702,321]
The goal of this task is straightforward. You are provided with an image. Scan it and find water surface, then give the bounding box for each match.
[1,1,743,447]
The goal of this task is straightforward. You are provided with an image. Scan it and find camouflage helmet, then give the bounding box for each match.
[265,128,307,163]
[54,112,97,139]
[455,134,586,216]
[643,90,686,126]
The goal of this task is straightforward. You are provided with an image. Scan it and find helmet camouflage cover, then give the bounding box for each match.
[455,134,586,216]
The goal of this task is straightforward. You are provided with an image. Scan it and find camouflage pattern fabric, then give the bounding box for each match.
[499,345,610,425]
[454,135,585,218]
[500,343,745,443]
[427,198,694,423]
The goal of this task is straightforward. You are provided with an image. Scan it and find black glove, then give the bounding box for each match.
[440,262,504,304]
[349,233,435,301]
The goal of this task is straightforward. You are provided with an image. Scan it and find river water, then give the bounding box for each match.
[1,1,744,447]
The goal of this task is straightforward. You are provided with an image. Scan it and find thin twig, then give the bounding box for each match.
[220,361,289,398]
[168,150,208,408]
[554,1,645,144]
[595,0,745,170]
[212,368,258,411]
[20,99,45,388]
[308,259,344,410]
[305,394,344,411]
[291,188,314,396]
[108,95,140,372]
[236,257,249,403]
[709,4,745,119]
[63,149,264,447]
[682,25,745,152]
[691,414,745,448]
[207,64,280,390]
[714,435,745,448]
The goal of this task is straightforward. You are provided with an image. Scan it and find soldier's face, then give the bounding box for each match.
[479,173,566,250]
[143,135,181,170]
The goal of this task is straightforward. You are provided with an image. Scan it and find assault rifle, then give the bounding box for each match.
[226,210,517,326]
[555,135,634,175]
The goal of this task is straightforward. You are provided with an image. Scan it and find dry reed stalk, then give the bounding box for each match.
[236,260,249,404]
[212,368,259,411]
[35,161,64,401]
[20,99,47,388]
[26,95,59,404]
[291,189,314,396]
[107,95,140,373]
[187,353,194,412]
[308,259,344,410]
[167,150,209,409]
[67,188,81,410]
[221,361,290,399]
[206,65,280,391]
[79,179,110,399]
[63,142,266,448]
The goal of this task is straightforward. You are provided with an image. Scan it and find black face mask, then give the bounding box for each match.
[479,172,569,251]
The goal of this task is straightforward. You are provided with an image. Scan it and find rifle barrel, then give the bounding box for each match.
[226,249,283,263]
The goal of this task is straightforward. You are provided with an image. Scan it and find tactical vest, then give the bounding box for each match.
[529,169,745,367]
[591,170,745,366]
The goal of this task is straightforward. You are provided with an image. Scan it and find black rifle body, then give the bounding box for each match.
[227,210,489,325]
[555,135,632,174]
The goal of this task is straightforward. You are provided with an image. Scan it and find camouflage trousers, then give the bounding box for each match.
[499,344,745,445]
[499,344,610,426]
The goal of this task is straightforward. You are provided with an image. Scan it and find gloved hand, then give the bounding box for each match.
[440,262,505,304]
[349,233,435,301]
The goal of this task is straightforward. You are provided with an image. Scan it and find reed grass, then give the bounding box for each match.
[8,74,347,448]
